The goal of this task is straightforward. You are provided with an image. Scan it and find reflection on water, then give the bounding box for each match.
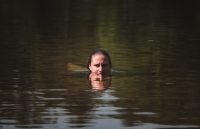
[1,0,200,129]
[89,73,111,91]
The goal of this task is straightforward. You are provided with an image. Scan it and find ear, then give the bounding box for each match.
[89,64,92,71]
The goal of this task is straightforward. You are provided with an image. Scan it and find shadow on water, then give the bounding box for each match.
[1,0,200,129]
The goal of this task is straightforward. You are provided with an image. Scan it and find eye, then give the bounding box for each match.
[94,64,100,67]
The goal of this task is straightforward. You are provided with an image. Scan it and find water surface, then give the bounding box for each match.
[0,1,200,129]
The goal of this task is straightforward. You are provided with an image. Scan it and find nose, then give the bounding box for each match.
[99,65,103,73]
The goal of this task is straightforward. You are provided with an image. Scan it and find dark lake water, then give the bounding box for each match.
[0,1,200,129]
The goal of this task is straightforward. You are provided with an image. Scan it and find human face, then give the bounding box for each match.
[89,53,111,75]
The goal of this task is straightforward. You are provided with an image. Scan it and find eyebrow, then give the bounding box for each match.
[93,63,108,66]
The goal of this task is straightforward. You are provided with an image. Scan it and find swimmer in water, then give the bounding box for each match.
[87,49,112,76]
[87,49,112,90]
[67,49,112,74]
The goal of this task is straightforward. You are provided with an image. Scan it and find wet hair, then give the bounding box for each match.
[87,49,112,70]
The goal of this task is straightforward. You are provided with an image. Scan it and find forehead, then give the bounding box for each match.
[91,53,108,62]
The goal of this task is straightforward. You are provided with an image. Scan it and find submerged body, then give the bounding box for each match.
[67,49,112,74]
[67,63,87,72]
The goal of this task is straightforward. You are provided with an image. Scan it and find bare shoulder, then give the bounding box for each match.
[66,63,88,72]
